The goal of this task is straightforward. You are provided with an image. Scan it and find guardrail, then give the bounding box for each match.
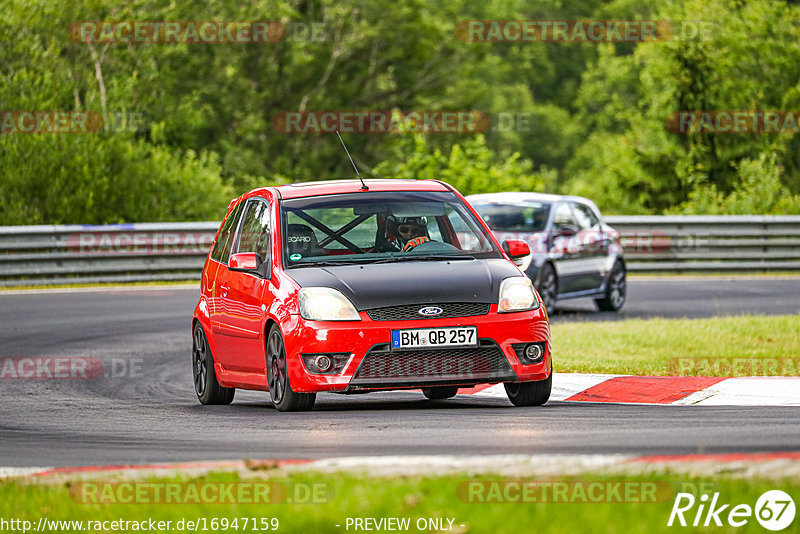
[604,215,800,272]
[0,223,218,287]
[0,216,798,286]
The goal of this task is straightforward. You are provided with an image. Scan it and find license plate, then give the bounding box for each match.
[391,326,478,350]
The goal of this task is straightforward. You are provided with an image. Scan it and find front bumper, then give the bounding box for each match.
[281,305,551,393]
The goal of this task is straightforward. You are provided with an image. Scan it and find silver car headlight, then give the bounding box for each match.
[299,287,361,321]
[498,277,539,313]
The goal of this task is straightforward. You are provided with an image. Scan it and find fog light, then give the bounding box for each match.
[301,353,350,375]
[525,344,542,360]
[315,355,333,372]
[511,342,546,364]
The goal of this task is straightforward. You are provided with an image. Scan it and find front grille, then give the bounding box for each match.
[366,302,490,321]
[348,340,516,389]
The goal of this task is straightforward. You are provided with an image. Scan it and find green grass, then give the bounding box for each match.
[1,472,796,534]
[552,314,800,376]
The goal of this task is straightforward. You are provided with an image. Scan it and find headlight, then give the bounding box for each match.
[299,287,360,321]
[498,277,539,313]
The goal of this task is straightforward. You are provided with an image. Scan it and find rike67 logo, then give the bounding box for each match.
[668,490,795,531]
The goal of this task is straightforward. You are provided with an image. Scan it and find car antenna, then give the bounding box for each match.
[336,130,368,191]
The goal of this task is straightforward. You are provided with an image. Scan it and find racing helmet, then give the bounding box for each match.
[385,215,429,249]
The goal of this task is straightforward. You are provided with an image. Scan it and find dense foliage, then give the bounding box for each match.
[1,0,798,224]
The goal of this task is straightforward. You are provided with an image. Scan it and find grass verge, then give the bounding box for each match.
[1,471,796,533]
[551,314,800,376]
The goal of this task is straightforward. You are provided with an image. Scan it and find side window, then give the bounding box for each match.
[427,217,443,242]
[210,202,244,263]
[553,203,577,230]
[444,205,489,252]
[235,199,271,262]
[572,203,599,230]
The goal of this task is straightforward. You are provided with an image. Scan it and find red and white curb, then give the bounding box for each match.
[3,452,800,480]
[0,460,312,481]
[465,373,800,406]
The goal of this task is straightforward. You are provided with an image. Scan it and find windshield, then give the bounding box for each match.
[470,201,551,233]
[280,191,501,266]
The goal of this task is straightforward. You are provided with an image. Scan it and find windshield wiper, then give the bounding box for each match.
[289,260,358,268]
[290,255,474,267]
[372,255,473,264]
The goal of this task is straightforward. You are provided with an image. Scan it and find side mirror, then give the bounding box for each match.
[557,225,578,238]
[228,252,260,272]
[502,239,531,266]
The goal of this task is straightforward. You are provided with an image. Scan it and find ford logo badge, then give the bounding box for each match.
[418,306,443,316]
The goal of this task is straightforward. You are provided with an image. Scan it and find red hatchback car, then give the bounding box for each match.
[192,180,552,411]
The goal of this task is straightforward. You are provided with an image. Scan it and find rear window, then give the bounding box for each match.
[210,202,244,263]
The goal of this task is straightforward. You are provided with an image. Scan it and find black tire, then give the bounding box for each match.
[537,263,557,313]
[595,260,626,312]
[504,367,552,407]
[422,386,459,400]
[266,325,316,412]
[193,322,235,405]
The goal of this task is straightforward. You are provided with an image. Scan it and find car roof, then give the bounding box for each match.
[466,191,596,206]
[262,179,451,200]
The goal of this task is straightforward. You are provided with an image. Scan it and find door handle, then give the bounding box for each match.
[220,283,230,297]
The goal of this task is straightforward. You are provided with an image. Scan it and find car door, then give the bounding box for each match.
[569,201,607,292]
[213,198,273,373]
[549,202,582,294]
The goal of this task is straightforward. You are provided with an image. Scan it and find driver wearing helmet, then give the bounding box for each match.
[385,215,430,252]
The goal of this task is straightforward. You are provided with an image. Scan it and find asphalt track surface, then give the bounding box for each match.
[1,278,798,467]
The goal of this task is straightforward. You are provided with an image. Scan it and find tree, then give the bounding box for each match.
[564,0,800,214]
[373,133,555,195]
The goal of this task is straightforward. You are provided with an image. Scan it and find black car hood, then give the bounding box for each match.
[286,259,521,310]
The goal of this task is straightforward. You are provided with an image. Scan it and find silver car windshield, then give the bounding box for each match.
[471,201,552,233]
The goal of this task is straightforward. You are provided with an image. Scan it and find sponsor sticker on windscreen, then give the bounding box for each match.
[391,326,478,350]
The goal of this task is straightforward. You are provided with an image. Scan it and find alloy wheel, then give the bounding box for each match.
[267,330,287,404]
[192,325,208,397]
[609,264,626,309]
[539,265,557,311]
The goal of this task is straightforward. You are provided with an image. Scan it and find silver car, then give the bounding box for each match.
[467,192,626,312]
